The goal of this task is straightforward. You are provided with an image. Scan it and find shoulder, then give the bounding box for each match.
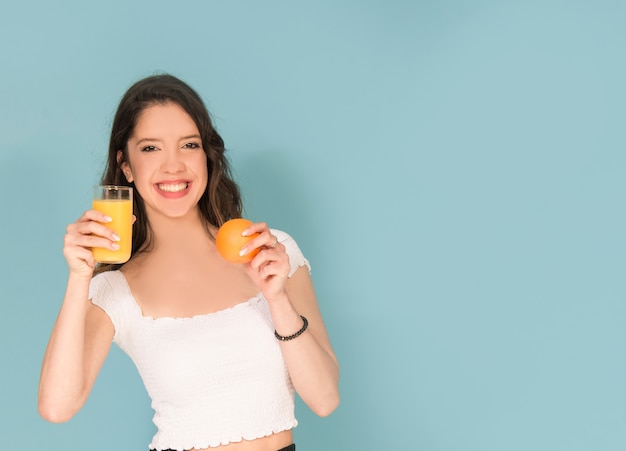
[89,270,124,301]
[271,229,311,277]
[88,270,132,342]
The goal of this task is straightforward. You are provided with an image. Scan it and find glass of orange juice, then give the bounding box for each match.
[92,185,133,264]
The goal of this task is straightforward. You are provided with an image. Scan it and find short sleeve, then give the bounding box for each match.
[271,229,311,278]
[89,271,128,343]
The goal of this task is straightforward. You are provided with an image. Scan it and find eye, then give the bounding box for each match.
[183,142,201,150]
[141,145,158,152]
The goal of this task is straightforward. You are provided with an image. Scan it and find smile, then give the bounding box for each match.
[157,182,189,193]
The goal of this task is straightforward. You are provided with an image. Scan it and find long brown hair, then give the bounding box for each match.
[96,74,242,273]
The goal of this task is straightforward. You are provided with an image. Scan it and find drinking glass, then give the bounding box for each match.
[92,185,133,264]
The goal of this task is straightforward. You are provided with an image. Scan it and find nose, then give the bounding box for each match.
[161,147,185,173]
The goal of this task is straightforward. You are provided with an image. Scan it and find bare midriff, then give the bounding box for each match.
[187,430,293,451]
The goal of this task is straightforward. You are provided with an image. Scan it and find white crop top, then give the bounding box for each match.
[89,230,310,450]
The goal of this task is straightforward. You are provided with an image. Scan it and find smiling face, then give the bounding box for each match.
[120,102,208,221]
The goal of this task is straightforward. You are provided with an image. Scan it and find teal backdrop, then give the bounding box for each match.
[1,1,625,450]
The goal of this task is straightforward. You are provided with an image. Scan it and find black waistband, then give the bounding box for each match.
[152,444,295,451]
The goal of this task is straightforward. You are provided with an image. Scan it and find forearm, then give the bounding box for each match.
[268,294,340,417]
[38,273,92,421]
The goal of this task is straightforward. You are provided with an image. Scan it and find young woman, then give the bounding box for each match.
[38,74,340,451]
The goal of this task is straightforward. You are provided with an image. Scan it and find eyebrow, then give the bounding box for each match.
[180,134,202,141]
[134,134,202,146]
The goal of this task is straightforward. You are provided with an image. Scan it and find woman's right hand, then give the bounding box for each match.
[63,210,120,277]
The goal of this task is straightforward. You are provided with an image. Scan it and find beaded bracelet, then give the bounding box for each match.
[275,315,308,341]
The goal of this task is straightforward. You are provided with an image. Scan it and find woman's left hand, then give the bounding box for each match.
[239,222,291,302]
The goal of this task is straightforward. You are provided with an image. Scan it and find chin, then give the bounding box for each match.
[145,202,202,221]
[165,207,201,219]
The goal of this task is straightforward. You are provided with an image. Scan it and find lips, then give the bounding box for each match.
[157,182,189,192]
[154,180,192,198]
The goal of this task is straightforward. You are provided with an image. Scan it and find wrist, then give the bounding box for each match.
[266,294,303,336]
[65,271,93,299]
[67,270,93,283]
[274,315,308,341]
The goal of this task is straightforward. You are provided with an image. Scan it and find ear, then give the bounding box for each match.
[117,150,134,183]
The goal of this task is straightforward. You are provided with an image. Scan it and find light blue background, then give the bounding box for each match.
[1,1,625,450]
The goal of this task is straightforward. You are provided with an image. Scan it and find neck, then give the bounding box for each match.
[146,207,213,250]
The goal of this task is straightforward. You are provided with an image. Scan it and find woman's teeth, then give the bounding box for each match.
[158,183,188,192]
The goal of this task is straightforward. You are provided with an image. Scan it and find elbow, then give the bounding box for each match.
[38,397,77,424]
[38,380,87,423]
[311,390,340,418]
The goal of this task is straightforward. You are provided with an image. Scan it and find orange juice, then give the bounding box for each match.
[92,198,133,263]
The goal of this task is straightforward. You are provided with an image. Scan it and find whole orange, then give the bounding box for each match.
[215,218,260,263]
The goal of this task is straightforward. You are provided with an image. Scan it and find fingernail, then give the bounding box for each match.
[104,216,113,222]
[111,243,120,250]
[239,247,248,256]
[112,234,121,242]
[241,229,249,237]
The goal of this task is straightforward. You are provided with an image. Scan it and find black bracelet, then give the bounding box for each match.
[275,315,308,341]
